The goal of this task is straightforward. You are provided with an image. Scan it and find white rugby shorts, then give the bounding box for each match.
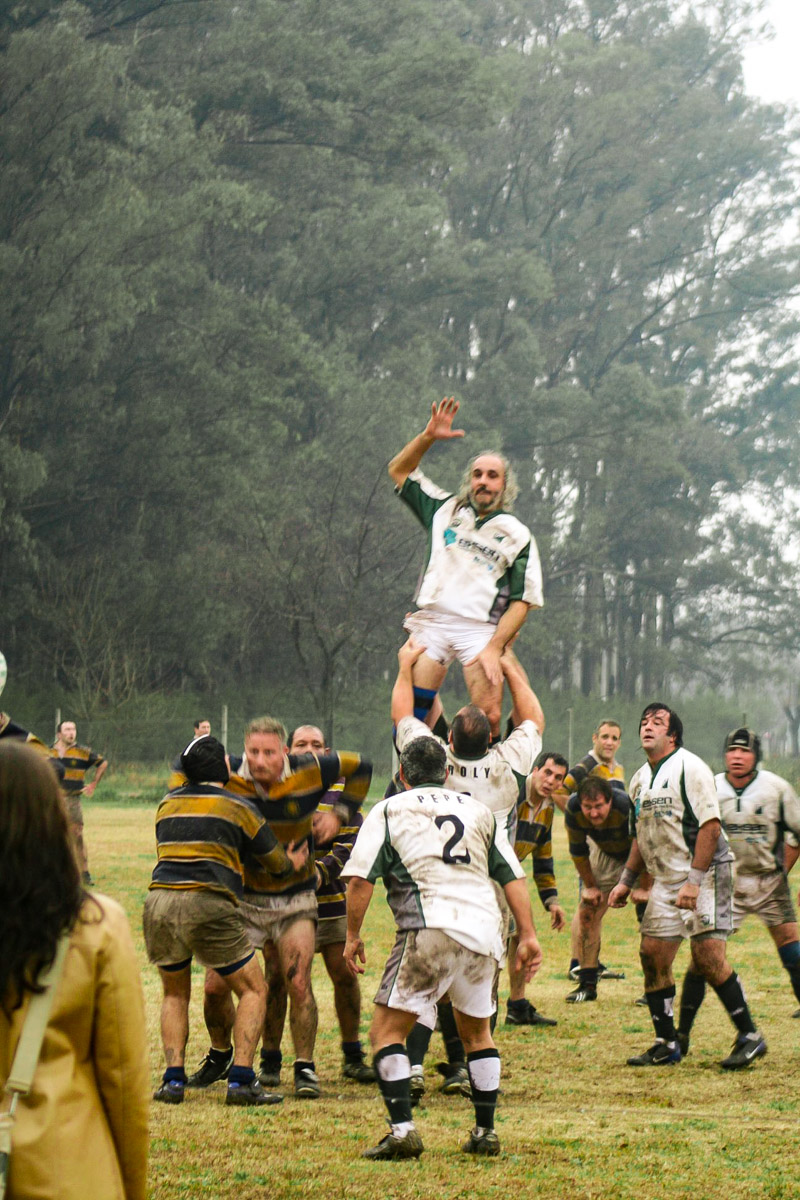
[732,870,796,930]
[374,927,498,1030]
[640,863,733,940]
[403,610,495,667]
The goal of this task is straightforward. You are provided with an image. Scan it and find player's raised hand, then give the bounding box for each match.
[423,397,465,441]
[397,636,426,671]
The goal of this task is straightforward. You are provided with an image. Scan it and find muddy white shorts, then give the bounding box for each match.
[374,927,498,1030]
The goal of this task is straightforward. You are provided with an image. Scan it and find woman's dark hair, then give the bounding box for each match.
[0,741,85,1008]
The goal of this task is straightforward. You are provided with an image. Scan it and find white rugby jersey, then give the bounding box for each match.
[398,470,543,623]
[394,715,540,850]
[342,786,524,961]
[715,769,800,875]
[629,747,732,884]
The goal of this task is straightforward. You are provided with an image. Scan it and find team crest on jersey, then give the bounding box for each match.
[444,527,457,546]
[286,800,300,817]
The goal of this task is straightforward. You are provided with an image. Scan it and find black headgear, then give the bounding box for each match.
[724,727,761,763]
[180,735,229,784]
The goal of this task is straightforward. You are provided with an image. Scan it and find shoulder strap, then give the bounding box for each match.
[5,934,70,1096]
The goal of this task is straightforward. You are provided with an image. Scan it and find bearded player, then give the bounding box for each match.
[388,397,542,738]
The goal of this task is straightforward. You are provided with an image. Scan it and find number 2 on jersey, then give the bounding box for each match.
[435,814,472,864]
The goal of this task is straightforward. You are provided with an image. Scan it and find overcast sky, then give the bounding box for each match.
[741,0,800,107]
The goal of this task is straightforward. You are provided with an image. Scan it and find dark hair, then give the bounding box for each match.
[56,719,74,732]
[193,718,210,730]
[0,742,85,1009]
[639,702,683,748]
[450,705,491,759]
[181,736,229,784]
[533,750,569,772]
[400,737,448,788]
[578,776,613,804]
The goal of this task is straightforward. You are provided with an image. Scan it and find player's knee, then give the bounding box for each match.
[577,904,597,929]
[285,961,314,1003]
[203,968,230,999]
[639,949,659,988]
[413,685,437,723]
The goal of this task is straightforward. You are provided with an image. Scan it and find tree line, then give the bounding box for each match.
[2,0,800,751]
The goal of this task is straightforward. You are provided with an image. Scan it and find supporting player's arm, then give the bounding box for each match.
[343,876,374,976]
[390,638,428,726]
[500,648,545,734]
[387,397,465,488]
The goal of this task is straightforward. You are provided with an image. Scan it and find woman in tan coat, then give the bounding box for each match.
[0,740,149,1200]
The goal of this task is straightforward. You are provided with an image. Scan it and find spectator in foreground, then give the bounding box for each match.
[0,740,149,1200]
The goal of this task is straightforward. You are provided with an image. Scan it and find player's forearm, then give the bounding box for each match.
[388,430,436,487]
[93,760,108,787]
[622,838,645,878]
[390,661,415,725]
[785,843,800,874]
[345,876,374,937]
[335,755,372,815]
[502,650,544,732]
[487,601,530,653]
[571,855,598,890]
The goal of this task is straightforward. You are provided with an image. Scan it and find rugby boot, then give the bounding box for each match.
[627,1040,681,1066]
[153,1080,185,1104]
[225,1078,283,1106]
[409,1067,425,1107]
[342,1055,376,1083]
[362,1127,424,1161]
[720,1031,767,1070]
[294,1065,321,1098]
[505,999,557,1027]
[186,1047,233,1088]
[462,1127,500,1156]
[566,985,597,1004]
[436,1061,471,1096]
[598,965,626,980]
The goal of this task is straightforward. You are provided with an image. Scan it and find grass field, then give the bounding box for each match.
[84,786,800,1200]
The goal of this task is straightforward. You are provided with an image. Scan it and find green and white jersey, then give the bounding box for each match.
[715,769,800,875]
[398,469,543,623]
[629,748,732,884]
[342,785,524,961]
[394,715,539,852]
